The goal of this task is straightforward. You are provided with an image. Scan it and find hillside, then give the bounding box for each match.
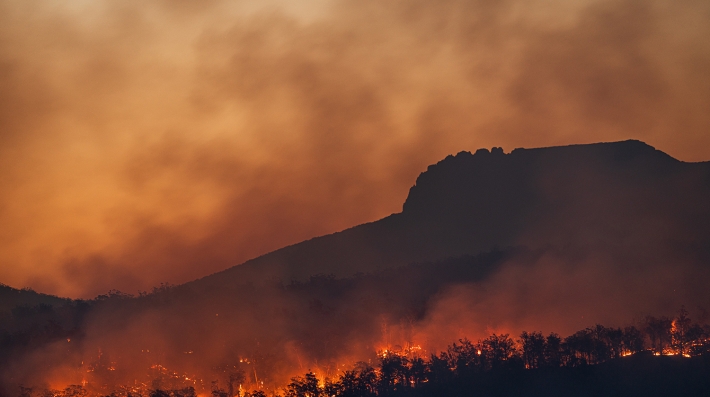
[0,284,73,314]
[189,140,710,291]
[3,140,710,394]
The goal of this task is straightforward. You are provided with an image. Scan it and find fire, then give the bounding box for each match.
[18,309,710,397]
[377,343,425,359]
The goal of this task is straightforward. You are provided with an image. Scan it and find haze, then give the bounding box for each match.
[1,0,709,298]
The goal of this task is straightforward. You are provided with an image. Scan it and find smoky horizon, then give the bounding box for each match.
[1,0,709,299]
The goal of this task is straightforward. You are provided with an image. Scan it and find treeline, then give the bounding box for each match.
[241,308,710,397]
[9,302,710,397]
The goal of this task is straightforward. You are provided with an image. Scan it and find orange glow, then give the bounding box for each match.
[1,0,709,299]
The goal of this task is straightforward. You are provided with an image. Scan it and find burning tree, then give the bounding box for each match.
[284,372,320,397]
[645,316,673,355]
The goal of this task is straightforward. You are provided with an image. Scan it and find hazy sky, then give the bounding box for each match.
[1,0,709,298]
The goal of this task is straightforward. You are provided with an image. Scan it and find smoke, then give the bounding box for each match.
[1,0,709,298]
[7,246,709,393]
[413,250,710,356]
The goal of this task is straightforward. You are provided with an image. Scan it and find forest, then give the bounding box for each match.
[10,306,710,397]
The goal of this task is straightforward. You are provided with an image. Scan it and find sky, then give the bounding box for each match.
[1,0,709,298]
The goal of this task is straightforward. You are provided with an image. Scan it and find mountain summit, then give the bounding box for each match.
[5,140,710,392]
[189,140,710,291]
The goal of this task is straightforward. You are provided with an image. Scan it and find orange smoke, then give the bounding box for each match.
[0,0,709,298]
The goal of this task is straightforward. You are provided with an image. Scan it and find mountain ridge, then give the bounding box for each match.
[4,139,710,392]
[186,139,710,293]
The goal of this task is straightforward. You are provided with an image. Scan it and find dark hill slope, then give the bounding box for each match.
[0,284,73,314]
[188,140,710,292]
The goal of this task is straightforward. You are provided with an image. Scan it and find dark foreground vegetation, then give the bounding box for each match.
[274,307,710,397]
[3,246,710,397]
[278,353,710,397]
[12,307,710,397]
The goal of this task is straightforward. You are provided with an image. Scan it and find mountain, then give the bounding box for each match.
[188,139,710,291]
[4,140,710,393]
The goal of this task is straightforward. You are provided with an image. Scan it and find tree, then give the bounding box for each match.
[604,326,624,359]
[564,329,595,366]
[520,331,545,369]
[480,334,518,369]
[336,370,357,397]
[622,326,645,354]
[355,365,378,397]
[333,365,377,397]
[645,316,672,354]
[285,372,321,397]
[672,307,692,355]
[228,369,246,397]
[378,351,409,394]
[443,339,480,375]
[544,333,562,367]
[61,385,88,397]
[428,354,454,385]
[409,356,428,387]
[211,381,229,397]
[322,378,340,397]
[174,388,197,397]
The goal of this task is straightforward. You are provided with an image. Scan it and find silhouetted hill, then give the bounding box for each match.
[3,140,710,394]
[0,284,72,314]
[189,140,710,291]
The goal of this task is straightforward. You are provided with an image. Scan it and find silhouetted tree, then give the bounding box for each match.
[61,385,87,397]
[323,378,340,397]
[686,323,707,355]
[409,356,428,387]
[480,334,518,369]
[672,307,692,355]
[378,351,409,394]
[544,333,562,367]
[175,388,197,397]
[228,369,246,397]
[622,326,645,354]
[443,339,480,375]
[356,365,378,397]
[211,381,229,397]
[564,329,595,365]
[335,365,377,397]
[604,326,624,359]
[428,354,454,385]
[336,370,357,397]
[285,371,320,397]
[151,390,171,397]
[520,331,545,369]
[645,316,672,354]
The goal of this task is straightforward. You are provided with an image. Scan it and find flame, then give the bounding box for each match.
[23,331,710,395]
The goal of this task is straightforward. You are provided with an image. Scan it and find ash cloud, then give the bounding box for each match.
[3,1,710,393]
[0,0,709,300]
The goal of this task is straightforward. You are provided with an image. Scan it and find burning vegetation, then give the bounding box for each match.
[3,240,710,396]
[5,306,710,397]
